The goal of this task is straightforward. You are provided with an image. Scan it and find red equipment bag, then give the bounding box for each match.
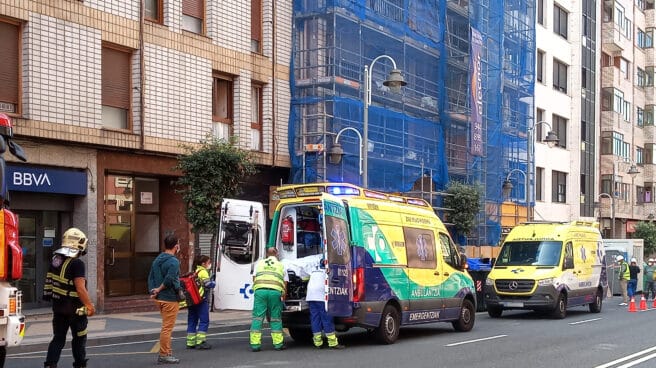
[179,271,202,307]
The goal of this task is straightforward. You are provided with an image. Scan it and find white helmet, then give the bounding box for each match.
[616,255,624,262]
[649,259,655,263]
[55,228,88,258]
[631,257,638,263]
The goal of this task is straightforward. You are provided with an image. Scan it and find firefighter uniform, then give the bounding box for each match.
[249,254,288,351]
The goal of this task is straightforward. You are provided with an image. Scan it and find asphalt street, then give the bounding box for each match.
[8,298,656,368]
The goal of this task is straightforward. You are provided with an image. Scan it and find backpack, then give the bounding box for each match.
[179,271,203,308]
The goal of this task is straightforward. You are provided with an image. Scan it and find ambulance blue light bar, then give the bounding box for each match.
[326,186,360,196]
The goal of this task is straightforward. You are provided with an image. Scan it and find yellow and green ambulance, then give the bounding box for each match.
[270,183,475,344]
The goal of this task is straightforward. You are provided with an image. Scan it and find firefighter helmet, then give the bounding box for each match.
[55,227,88,257]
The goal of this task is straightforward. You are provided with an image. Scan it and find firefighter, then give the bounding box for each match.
[43,228,95,368]
[249,247,288,352]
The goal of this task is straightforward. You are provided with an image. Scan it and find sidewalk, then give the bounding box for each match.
[12,308,253,353]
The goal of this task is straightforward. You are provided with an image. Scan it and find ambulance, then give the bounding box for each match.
[270,183,476,344]
[484,221,607,319]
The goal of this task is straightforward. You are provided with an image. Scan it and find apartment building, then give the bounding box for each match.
[0,0,291,311]
[533,0,600,224]
[600,0,652,238]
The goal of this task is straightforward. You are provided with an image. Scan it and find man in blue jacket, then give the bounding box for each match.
[148,234,182,365]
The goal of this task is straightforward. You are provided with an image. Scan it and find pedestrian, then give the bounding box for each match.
[628,257,641,299]
[645,258,656,300]
[186,255,216,350]
[43,228,95,368]
[617,255,630,306]
[250,247,288,352]
[148,234,183,365]
[306,259,345,350]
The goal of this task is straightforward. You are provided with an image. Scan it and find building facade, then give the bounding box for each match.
[533,0,600,224]
[0,0,291,311]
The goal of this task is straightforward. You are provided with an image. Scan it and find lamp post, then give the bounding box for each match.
[610,159,640,238]
[362,55,406,188]
[527,121,559,220]
[598,192,614,238]
[328,127,364,182]
[502,168,528,202]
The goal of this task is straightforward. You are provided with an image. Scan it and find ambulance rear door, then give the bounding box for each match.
[321,193,353,317]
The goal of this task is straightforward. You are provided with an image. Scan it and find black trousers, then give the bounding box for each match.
[45,313,88,367]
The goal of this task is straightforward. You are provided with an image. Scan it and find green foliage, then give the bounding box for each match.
[634,222,656,256]
[443,181,481,238]
[175,137,257,233]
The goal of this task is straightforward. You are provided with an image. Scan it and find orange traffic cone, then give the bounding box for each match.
[652,297,656,309]
[629,297,637,312]
[640,295,647,311]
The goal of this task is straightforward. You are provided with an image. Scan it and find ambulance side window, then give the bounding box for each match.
[563,242,574,269]
[438,233,459,268]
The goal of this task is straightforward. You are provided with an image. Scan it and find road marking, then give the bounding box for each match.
[445,334,507,347]
[149,341,160,353]
[617,352,656,368]
[594,345,656,368]
[568,318,602,325]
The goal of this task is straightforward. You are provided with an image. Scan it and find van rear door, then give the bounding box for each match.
[321,193,353,317]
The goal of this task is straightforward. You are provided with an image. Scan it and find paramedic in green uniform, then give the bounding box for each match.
[250,247,288,352]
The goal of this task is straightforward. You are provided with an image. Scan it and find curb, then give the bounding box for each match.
[11,321,253,354]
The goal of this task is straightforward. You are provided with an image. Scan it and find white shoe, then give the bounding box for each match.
[619,302,628,306]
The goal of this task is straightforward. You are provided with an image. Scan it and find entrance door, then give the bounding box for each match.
[16,211,61,308]
[105,175,160,296]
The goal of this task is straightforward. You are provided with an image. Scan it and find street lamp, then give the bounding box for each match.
[598,192,614,238]
[328,127,364,181]
[502,168,528,202]
[607,159,640,238]
[526,121,559,220]
[363,55,406,188]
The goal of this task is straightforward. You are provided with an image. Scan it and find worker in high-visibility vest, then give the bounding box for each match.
[186,255,215,350]
[249,247,288,352]
[617,255,630,306]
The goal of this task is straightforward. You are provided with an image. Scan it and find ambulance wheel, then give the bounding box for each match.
[589,288,603,313]
[487,306,503,318]
[551,293,567,319]
[288,328,312,344]
[375,304,400,344]
[452,299,475,332]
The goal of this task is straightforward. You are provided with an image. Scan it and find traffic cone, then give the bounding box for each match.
[652,297,656,309]
[629,297,637,312]
[640,295,647,311]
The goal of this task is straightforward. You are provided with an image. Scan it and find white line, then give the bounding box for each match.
[594,345,656,368]
[7,329,251,357]
[617,352,656,368]
[568,318,602,325]
[445,335,507,347]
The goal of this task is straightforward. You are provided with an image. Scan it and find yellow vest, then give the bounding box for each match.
[195,265,210,298]
[253,256,285,292]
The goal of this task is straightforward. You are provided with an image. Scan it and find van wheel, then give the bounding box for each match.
[589,289,603,313]
[551,293,567,319]
[452,299,475,332]
[375,305,400,344]
[487,306,503,318]
[288,328,312,344]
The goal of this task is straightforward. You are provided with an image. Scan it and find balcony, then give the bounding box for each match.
[602,22,631,54]
[601,66,632,91]
[600,110,622,132]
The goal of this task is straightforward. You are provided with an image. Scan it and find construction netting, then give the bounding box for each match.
[288,0,535,246]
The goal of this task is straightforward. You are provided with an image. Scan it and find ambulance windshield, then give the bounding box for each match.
[496,241,563,266]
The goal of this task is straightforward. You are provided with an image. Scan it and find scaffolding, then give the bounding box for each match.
[289,0,535,246]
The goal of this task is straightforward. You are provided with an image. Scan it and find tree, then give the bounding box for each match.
[634,221,656,256]
[175,137,257,234]
[442,181,481,244]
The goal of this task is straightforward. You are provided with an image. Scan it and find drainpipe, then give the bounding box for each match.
[139,0,146,150]
[271,0,277,167]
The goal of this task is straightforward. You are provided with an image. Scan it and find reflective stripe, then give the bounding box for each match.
[44,258,79,299]
[252,257,285,292]
[253,279,285,290]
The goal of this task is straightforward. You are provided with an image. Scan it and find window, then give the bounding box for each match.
[553,5,568,39]
[647,66,655,86]
[646,28,654,48]
[0,19,20,114]
[182,0,204,33]
[619,58,629,80]
[212,72,233,140]
[637,0,646,10]
[145,0,163,23]
[637,186,645,205]
[638,68,646,87]
[536,50,544,83]
[102,44,132,129]
[601,174,613,195]
[637,147,644,164]
[648,0,655,10]
[647,144,655,164]
[404,228,436,269]
[645,182,653,203]
[251,84,263,151]
[537,0,544,25]
[601,88,628,117]
[536,167,544,201]
[646,105,655,126]
[638,107,645,126]
[553,59,568,93]
[601,52,612,67]
[552,170,567,203]
[251,0,262,53]
[552,114,567,149]
[602,132,631,159]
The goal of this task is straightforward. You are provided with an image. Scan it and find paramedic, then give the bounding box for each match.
[250,247,288,352]
[306,260,345,349]
[186,255,216,350]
